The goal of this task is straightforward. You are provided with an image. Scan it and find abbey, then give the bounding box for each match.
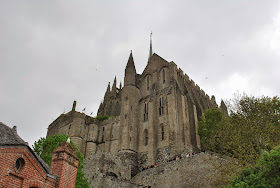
[46,43,227,177]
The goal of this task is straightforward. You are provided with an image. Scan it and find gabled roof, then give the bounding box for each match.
[0,122,27,146]
[141,53,169,77]
[0,122,51,174]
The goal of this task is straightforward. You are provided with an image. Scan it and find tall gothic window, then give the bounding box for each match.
[162,69,166,84]
[147,76,150,91]
[144,102,149,121]
[144,129,148,145]
[161,124,164,140]
[159,97,164,115]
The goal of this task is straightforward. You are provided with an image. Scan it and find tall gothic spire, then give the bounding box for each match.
[148,31,153,60]
[125,50,136,75]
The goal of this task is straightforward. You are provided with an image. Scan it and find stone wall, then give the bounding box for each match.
[83,151,230,188]
[83,151,143,188]
[132,152,228,188]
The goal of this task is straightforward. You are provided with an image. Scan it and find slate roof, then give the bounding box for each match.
[0,122,51,174]
[0,122,27,145]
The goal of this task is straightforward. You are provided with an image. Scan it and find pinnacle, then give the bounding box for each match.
[125,51,136,74]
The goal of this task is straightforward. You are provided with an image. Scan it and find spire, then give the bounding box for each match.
[106,82,111,92]
[124,51,136,86]
[125,51,136,75]
[220,99,228,115]
[97,101,103,116]
[104,82,111,100]
[113,76,117,89]
[119,82,122,89]
[148,31,153,60]
[112,76,117,98]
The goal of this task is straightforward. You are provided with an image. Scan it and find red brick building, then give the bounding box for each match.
[0,122,78,188]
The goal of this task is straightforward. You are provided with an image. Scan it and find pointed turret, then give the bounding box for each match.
[97,101,103,115]
[220,99,228,115]
[104,82,111,100]
[124,51,136,86]
[148,32,153,61]
[125,51,136,75]
[112,76,117,98]
[119,82,122,89]
[113,76,117,89]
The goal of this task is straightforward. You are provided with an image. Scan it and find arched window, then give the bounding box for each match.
[159,96,164,115]
[147,76,150,91]
[162,69,166,84]
[144,129,148,145]
[144,102,148,121]
[161,124,164,140]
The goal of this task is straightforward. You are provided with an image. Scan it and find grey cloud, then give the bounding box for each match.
[0,0,279,146]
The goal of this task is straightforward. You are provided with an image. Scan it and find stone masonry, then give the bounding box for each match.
[46,50,228,187]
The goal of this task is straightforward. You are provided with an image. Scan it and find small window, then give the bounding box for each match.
[125,114,127,119]
[15,158,25,171]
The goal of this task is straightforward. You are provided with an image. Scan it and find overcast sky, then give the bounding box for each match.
[1,1,280,146]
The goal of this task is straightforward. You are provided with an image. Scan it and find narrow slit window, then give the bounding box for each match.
[161,124,164,140]
[144,102,149,121]
[147,76,150,91]
[163,69,166,84]
[159,97,164,115]
[144,129,148,145]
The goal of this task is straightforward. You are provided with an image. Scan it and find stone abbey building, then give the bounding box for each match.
[47,40,228,186]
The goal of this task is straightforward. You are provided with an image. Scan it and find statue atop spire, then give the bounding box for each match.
[148,31,153,61]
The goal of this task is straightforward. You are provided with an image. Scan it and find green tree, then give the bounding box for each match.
[32,134,90,188]
[199,95,280,164]
[198,95,280,186]
[229,145,280,188]
[198,108,226,152]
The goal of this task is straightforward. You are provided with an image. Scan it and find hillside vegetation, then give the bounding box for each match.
[198,94,280,187]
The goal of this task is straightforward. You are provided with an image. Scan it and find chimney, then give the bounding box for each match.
[12,126,17,133]
[50,142,79,188]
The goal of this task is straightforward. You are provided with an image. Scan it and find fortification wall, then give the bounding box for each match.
[132,152,228,188]
[83,151,229,188]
